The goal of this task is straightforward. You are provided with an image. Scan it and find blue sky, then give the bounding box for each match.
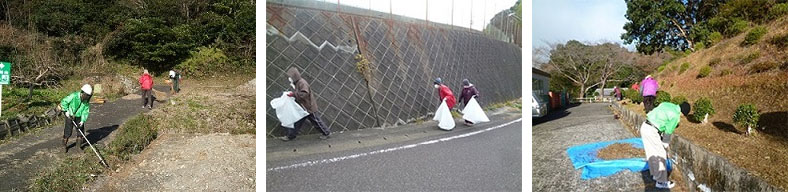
[532,0,633,50]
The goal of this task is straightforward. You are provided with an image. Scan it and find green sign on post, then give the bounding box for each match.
[0,62,9,85]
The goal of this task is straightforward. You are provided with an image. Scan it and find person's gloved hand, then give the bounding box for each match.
[78,121,84,127]
[287,92,295,97]
[662,142,669,149]
[65,111,72,118]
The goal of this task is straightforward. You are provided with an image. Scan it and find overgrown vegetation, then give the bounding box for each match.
[31,113,159,191]
[692,97,715,123]
[741,26,768,46]
[31,153,106,192]
[698,65,712,78]
[0,0,254,119]
[108,114,159,160]
[175,47,232,78]
[621,0,786,54]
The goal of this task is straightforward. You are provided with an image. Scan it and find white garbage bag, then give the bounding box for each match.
[432,98,455,130]
[270,91,309,128]
[462,97,490,124]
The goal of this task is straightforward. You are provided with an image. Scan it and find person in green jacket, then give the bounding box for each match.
[59,84,93,152]
[640,101,690,189]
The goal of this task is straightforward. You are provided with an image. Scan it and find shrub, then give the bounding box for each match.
[708,58,722,67]
[698,65,712,78]
[750,61,778,73]
[657,65,666,73]
[655,91,671,106]
[768,33,788,49]
[692,97,715,123]
[733,104,760,134]
[671,95,687,105]
[742,26,768,46]
[175,46,230,78]
[694,42,706,50]
[679,62,690,74]
[709,31,723,45]
[624,89,643,104]
[739,51,760,65]
[728,19,749,37]
[109,114,158,160]
[768,3,788,19]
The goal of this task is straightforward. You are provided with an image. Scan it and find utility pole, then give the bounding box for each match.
[470,0,473,31]
[451,0,454,27]
[389,0,392,20]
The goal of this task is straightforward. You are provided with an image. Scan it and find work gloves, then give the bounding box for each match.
[79,121,84,127]
[65,111,72,118]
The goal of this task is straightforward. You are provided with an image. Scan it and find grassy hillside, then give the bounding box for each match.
[643,15,788,190]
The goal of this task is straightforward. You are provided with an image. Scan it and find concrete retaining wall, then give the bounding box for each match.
[610,102,782,192]
[265,2,521,137]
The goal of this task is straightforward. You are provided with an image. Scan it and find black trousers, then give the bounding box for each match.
[286,113,330,139]
[142,89,153,107]
[644,95,656,113]
[63,116,85,139]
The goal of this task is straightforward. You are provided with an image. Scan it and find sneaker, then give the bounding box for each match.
[148,106,152,109]
[319,135,330,140]
[656,181,675,189]
[142,106,146,109]
[279,136,292,141]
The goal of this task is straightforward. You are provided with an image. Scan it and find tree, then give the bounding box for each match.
[105,17,195,73]
[545,40,601,97]
[621,0,724,54]
[594,42,634,94]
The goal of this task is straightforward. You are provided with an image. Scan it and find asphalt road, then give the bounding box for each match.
[0,85,169,191]
[532,103,661,191]
[267,117,522,191]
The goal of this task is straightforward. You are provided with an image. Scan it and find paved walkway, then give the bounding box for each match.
[533,103,659,191]
[0,85,168,191]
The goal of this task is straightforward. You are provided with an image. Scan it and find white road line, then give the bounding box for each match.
[267,118,523,172]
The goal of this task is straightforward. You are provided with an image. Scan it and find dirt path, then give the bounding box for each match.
[88,133,255,191]
[0,85,169,191]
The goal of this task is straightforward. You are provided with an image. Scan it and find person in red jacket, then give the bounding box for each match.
[433,78,456,109]
[139,69,154,109]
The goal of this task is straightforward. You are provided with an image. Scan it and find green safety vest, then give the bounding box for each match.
[646,102,681,134]
[60,92,90,123]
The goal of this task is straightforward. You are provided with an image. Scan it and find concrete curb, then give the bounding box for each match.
[610,102,783,192]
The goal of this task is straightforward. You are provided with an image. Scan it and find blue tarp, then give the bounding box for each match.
[566,138,672,180]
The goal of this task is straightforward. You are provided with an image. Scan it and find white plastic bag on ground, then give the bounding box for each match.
[432,99,455,130]
[270,91,309,128]
[462,97,490,124]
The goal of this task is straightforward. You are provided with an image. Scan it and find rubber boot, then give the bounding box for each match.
[62,138,69,153]
[77,136,84,151]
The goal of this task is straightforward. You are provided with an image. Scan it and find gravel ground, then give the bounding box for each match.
[533,103,669,191]
[88,133,255,191]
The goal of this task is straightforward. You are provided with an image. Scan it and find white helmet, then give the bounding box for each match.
[81,84,93,95]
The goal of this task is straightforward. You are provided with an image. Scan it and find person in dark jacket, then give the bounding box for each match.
[458,79,480,125]
[280,67,331,141]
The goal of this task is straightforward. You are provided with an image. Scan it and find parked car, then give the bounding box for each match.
[532,93,549,118]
